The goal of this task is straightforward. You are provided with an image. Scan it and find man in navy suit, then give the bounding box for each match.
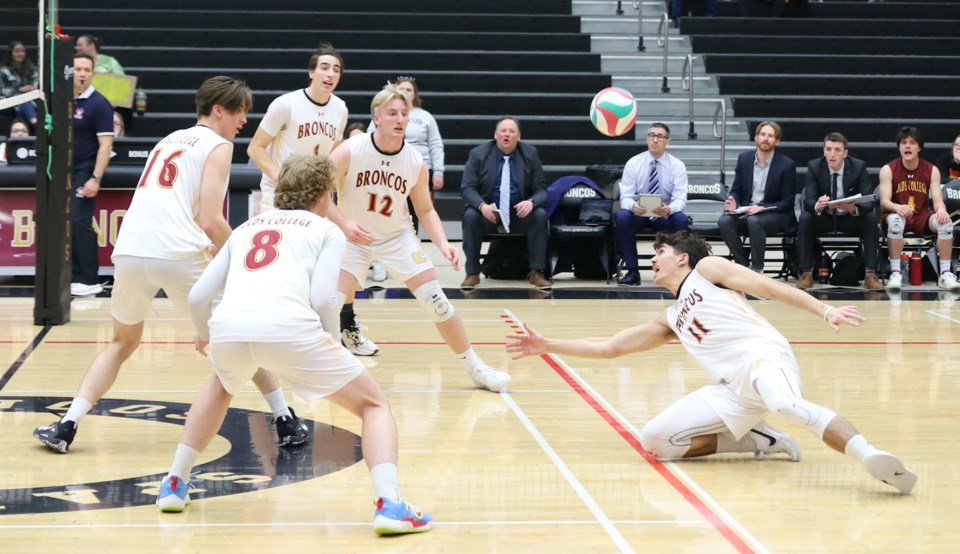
[717,121,797,273]
[796,132,882,290]
[460,116,550,289]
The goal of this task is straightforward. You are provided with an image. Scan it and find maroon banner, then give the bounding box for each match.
[0,189,134,274]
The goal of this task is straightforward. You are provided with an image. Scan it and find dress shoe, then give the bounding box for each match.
[460,274,480,289]
[528,270,552,289]
[862,274,883,291]
[617,269,640,286]
[796,273,814,290]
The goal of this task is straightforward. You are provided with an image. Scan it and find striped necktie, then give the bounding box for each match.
[648,159,659,195]
[500,155,511,230]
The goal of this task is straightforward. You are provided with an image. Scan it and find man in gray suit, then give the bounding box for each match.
[796,132,882,290]
[460,116,550,289]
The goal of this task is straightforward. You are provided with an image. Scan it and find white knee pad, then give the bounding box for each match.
[639,421,692,460]
[932,217,954,239]
[886,213,904,239]
[335,291,346,309]
[756,372,837,438]
[413,281,455,323]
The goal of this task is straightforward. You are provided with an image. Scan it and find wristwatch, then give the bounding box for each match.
[92,174,102,182]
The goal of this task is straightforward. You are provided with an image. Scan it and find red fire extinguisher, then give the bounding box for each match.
[909,250,923,286]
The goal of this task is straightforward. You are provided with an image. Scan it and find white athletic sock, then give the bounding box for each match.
[169,443,201,482]
[62,397,93,425]
[940,260,951,274]
[370,463,400,502]
[262,388,292,419]
[715,432,754,454]
[844,434,877,463]
[457,347,484,372]
[889,259,900,274]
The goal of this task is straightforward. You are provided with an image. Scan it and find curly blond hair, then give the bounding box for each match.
[274,155,336,210]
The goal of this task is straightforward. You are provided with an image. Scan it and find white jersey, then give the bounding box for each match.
[206,210,343,342]
[339,133,423,241]
[257,89,348,206]
[666,268,793,384]
[113,125,229,260]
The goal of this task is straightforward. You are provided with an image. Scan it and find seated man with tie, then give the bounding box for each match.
[614,123,690,286]
[460,116,551,289]
[796,132,882,290]
[717,120,797,273]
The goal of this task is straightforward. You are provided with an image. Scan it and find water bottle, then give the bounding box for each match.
[135,88,148,116]
[900,251,910,283]
[817,250,830,284]
[910,250,923,286]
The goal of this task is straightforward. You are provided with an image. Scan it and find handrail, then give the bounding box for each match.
[712,99,727,186]
[634,1,645,52]
[681,54,697,140]
[616,1,624,15]
[656,13,670,93]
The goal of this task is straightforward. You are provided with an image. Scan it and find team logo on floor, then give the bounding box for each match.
[0,396,362,515]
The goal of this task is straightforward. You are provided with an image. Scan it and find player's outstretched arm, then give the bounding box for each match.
[506,314,674,360]
[696,256,865,334]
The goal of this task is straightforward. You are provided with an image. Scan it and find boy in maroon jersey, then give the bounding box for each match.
[878,126,959,291]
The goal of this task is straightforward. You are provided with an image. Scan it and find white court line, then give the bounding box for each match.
[546,353,771,554]
[501,392,635,554]
[927,310,960,324]
[501,308,768,554]
[0,519,702,531]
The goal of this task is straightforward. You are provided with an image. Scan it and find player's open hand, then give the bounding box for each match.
[505,322,547,359]
[824,305,864,333]
[441,243,461,271]
[342,220,373,245]
[194,334,209,356]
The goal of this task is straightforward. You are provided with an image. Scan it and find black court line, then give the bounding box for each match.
[0,326,51,391]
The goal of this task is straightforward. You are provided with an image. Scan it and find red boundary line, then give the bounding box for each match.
[500,315,755,554]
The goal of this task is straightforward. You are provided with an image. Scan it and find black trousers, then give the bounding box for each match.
[462,205,549,276]
[717,211,790,270]
[71,163,99,285]
[797,210,880,271]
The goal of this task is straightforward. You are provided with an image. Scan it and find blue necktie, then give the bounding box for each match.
[500,155,511,230]
[648,159,659,195]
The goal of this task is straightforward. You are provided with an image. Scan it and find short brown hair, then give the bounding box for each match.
[309,42,344,72]
[653,230,713,269]
[824,132,848,149]
[394,76,421,108]
[896,126,924,149]
[195,76,253,117]
[275,155,336,210]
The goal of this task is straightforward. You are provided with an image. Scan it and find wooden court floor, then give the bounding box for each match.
[1,292,958,553]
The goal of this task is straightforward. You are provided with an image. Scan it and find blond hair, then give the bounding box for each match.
[370,82,411,120]
[274,155,336,210]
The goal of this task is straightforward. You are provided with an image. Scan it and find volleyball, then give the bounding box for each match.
[589,87,637,137]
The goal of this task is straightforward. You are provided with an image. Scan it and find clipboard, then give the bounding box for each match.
[638,194,663,212]
[827,193,875,207]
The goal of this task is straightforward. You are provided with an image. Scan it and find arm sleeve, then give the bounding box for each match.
[0,69,16,99]
[774,160,798,213]
[460,148,485,209]
[667,158,688,214]
[309,227,347,336]
[258,95,290,137]
[95,97,114,135]
[802,162,819,214]
[619,157,640,211]
[424,111,445,175]
[187,244,231,341]
[854,161,876,212]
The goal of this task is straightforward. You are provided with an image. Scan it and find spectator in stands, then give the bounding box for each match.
[1,117,30,164]
[460,116,551,290]
[369,76,444,233]
[796,132,882,290]
[879,126,960,291]
[935,134,960,182]
[615,123,690,286]
[112,110,125,137]
[345,122,366,138]
[1,41,39,126]
[717,121,797,273]
[69,52,114,297]
[74,34,125,75]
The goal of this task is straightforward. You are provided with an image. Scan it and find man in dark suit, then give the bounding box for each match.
[460,116,550,289]
[717,121,797,273]
[796,132,882,290]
